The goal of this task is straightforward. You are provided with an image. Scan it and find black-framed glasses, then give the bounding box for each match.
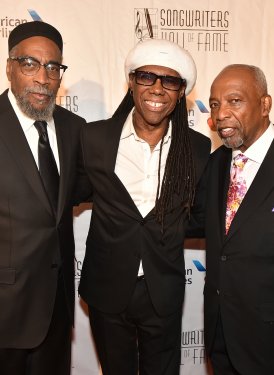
[130,70,186,91]
[9,56,68,80]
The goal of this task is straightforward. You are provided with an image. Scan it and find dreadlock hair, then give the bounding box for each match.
[154,93,195,232]
[112,88,134,120]
[112,89,195,232]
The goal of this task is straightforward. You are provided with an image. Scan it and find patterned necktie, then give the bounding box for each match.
[34,121,59,214]
[225,153,248,234]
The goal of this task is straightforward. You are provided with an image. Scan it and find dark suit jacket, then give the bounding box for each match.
[204,142,274,374]
[0,89,86,349]
[79,115,210,317]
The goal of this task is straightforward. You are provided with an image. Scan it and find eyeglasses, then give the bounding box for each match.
[9,56,68,80]
[130,70,186,91]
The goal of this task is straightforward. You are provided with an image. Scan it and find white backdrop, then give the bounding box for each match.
[0,1,274,374]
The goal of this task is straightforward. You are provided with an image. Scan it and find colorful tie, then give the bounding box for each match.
[225,154,248,234]
[34,121,59,214]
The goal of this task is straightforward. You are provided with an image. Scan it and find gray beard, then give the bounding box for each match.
[14,87,56,122]
[222,136,244,149]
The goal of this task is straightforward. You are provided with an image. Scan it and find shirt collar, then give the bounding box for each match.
[232,122,274,164]
[8,89,55,132]
[120,107,172,146]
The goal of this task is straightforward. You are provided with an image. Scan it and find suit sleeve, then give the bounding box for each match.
[186,162,209,238]
[73,123,93,205]
[186,131,211,238]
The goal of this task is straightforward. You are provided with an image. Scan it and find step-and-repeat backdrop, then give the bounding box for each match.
[1,1,273,374]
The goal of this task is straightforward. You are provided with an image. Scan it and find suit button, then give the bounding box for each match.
[51,263,58,269]
[140,219,146,226]
[221,255,227,261]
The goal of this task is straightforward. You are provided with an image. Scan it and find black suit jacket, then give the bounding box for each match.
[0,89,86,349]
[204,141,274,374]
[79,115,210,317]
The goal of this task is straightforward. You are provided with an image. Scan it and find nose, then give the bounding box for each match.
[213,103,231,121]
[33,66,50,85]
[149,78,164,94]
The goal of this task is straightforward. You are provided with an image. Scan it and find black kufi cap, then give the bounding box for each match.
[8,21,63,52]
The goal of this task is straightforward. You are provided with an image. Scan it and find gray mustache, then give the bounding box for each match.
[25,87,54,97]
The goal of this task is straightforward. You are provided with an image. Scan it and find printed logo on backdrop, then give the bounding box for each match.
[134,8,229,52]
[56,95,79,113]
[0,16,27,38]
[0,9,40,39]
[135,9,158,40]
[75,256,82,290]
[181,259,207,367]
[181,329,207,367]
[185,259,206,285]
[187,100,209,128]
[0,9,43,40]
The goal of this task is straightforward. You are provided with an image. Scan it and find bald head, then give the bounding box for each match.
[213,64,268,97]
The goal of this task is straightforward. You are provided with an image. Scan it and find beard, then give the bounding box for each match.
[217,125,244,149]
[14,86,56,122]
[221,135,244,149]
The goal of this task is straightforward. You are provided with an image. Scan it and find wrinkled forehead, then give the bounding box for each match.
[211,68,255,94]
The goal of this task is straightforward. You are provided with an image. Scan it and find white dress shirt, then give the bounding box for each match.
[8,89,60,172]
[232,122,274,190]
[115,108,172,276]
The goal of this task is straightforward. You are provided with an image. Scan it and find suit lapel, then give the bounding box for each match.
[104,116,143,219]
[226,140,274,240]
[0,93,52,215]
[219,149,232,238]
[54,110,71,222]
[105,116,123,173]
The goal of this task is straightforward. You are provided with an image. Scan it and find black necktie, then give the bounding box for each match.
[34,121,59,214]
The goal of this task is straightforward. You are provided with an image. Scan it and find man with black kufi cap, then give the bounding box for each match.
[0,20,89,375]
[79,38,211,374]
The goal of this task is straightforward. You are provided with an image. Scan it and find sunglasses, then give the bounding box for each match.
[130,70,186,91]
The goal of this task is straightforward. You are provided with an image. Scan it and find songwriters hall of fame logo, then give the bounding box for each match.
[134,7,230,52]
[134,8,158,41]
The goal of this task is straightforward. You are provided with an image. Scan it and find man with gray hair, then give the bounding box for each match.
[79,38,211,375]
[0,20,87,375]
[204,64,273,374]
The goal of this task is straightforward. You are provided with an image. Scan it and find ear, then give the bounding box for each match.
[261,95,272,117]
[207,117,217,131]
[178,87,185,100]
[6,59,12,82]
[128,73,134,91]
